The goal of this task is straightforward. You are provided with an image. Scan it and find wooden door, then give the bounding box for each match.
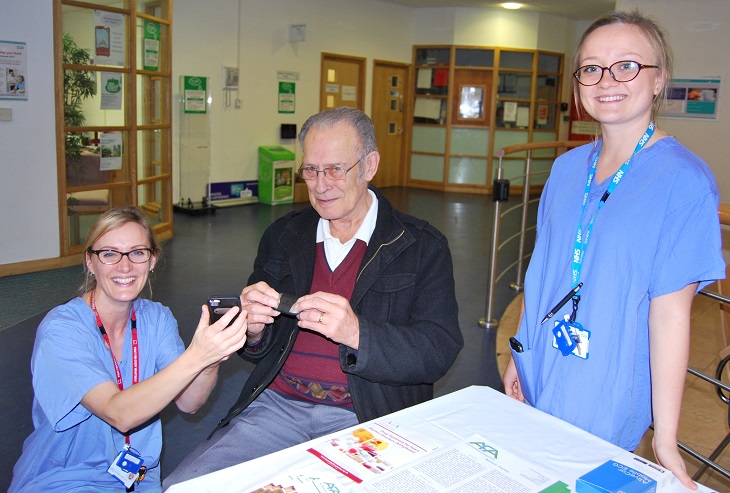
[320,53,365,110]
[371,61,409,188]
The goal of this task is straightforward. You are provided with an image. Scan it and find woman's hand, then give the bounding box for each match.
[188,304,248,367]
[503,356,525,402]
[653,436,696,490]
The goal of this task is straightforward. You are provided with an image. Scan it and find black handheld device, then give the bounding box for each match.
[207,296,241,327]
[277,293,300,316]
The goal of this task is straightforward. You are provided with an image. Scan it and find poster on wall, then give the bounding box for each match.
[143,20,160,71]
[100,132,123,171]
[278,81,295,113]
[100,72,123,110]
[93,10,125,67]
[183,76,207,114]
[0,40,28,100]
[662,76,721,120]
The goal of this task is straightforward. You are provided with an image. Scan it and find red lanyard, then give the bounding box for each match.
[90,291,139,446]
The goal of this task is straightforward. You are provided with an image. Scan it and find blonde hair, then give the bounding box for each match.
[81,206,160,295]
[573,10,673,124]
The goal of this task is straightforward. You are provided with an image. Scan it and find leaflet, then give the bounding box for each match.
[359,434,567,493]
[244,462,356,493]
[307,420,442,483]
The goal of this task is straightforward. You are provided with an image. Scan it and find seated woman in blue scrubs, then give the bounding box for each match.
[10,206,248,492]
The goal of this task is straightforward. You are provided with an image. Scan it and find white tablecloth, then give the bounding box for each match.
[168,385,711,492]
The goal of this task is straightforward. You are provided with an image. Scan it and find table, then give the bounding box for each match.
[168,385,712,492]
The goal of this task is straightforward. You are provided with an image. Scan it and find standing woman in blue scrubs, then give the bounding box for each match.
[503,10,724,490]
[10,206,248,492]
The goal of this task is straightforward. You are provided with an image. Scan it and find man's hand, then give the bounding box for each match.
[294,291,360,349]
[240,281,281,344]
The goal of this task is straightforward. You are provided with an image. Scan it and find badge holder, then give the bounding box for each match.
[107,445,145,490]
[552,296,590,359]
[553,316,577,356]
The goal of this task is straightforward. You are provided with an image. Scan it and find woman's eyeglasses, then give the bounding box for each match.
[89,248,154,265]
[573,60,658,86]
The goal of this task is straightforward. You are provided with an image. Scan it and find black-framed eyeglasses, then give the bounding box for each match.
[89,248,154,265]
[298,158,361,181]
[573,60,659,86]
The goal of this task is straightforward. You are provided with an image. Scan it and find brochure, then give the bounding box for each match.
[307,420,442,483]
[358,434,566,493]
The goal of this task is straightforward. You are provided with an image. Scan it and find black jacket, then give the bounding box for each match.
[210,187,462,436]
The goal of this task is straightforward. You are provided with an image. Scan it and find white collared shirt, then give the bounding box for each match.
[316,189,378,271]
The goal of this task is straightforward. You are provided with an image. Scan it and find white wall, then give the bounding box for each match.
[617,0,730,198]
[0,4,59,264]
[172,0,415,192]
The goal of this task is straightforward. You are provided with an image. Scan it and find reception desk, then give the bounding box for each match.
[168,386,713,492]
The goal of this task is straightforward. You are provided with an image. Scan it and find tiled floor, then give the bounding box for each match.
[497,287,730,492]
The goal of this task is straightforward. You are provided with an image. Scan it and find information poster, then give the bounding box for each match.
[143,20,160,71]
[0,40,28,100]
[100,72,122,110]
[278,81,295,113]
[100,132,123,171]
[93,10,125,67]
[662,76,721,120]
[183,76,207,114]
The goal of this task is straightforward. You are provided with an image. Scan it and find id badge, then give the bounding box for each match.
[552,316,577,356]
[107,447,144,488]
[552,316,590,359]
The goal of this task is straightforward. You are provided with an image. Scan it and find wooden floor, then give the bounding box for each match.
[497,286,730,492]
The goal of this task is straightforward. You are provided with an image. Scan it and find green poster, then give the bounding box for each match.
[143,20,160,71]
[278,81,295,114]
[183,76,207,114]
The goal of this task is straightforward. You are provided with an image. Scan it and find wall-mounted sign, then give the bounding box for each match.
[143,20,160,71]
[93,10,125,67]
[278,81,295,114]
[662,77,721,120]
[183,76,207,114]
[0,40,28,101]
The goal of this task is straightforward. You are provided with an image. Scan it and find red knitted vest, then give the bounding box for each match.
[269,240,367,408]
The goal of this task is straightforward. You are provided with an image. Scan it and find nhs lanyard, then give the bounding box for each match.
[91,291,139,447]
[571,122,655,288]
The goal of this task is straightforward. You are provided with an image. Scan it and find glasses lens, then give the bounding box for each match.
[300,166,316,180]
[326,167,346,180]
[610,61,640,82]
[97,250,122,264]
[128,249,151,263]
[576,65,603,85]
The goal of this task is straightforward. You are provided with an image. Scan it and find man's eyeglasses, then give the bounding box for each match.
[298,158,361,181]
[89,248,155,265]
[573,60,659,86]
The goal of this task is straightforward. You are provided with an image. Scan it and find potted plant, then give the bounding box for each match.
[63,33,96,245]
[63,32,96,195]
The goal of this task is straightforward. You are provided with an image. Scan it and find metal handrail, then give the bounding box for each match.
[683,289,730,482]
[479,140,590,329]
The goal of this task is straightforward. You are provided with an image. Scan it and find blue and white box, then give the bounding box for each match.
[576,452,673,493]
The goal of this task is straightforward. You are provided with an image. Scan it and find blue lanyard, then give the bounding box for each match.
[571,122,655,288]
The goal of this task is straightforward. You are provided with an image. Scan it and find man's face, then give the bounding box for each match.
[302,123,378,233]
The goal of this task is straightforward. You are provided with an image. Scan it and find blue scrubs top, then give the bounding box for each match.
[10,297,183,492]
[513,137,725,450]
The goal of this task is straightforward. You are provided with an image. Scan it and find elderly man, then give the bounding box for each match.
[164,107,462,486]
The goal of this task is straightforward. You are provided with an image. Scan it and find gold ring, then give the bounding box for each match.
[318,313,324,324]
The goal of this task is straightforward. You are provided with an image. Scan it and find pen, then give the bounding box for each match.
[540,282,583,325]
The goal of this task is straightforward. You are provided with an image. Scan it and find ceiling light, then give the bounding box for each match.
[501,2,523,9]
